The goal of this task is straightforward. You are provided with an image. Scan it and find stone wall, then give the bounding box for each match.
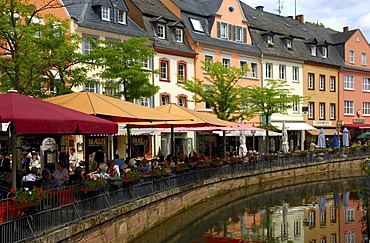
[36,158,364,243]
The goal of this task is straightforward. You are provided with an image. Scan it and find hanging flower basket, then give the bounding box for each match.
[12,200,41,209]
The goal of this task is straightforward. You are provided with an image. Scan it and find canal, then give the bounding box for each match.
[131,175,368,243]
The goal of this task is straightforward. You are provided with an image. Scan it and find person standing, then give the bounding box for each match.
[69,148,78,173]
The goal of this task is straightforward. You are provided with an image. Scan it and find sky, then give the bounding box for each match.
[241,0,370,42]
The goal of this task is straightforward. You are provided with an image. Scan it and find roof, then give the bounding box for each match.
[172,0,223,16]
[62,0,149,38]
[241,3,344,66]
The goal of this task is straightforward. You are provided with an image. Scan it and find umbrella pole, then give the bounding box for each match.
[84,135,89,174]
[209,131,212,161]
[11,123,17,189]
[171,125,175,156]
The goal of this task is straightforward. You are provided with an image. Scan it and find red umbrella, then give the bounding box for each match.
[0,92,118,134]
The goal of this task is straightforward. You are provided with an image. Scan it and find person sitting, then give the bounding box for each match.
[67,167,84,185]
[114,154,124,169]
[0,172,12,199]
[52,162,69,184]
[91,163,110,179]
[39,168,60,190]
[107,160,120,177]
[127,158,138,171]
[22,167,40,189]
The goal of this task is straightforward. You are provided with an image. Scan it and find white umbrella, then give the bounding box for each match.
[282,121,289,153]
[317,128,326,148]
[342,127,350,147]
[239,130,247,156]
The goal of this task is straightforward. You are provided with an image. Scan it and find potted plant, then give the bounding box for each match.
[152,167,165,177]
[81,177,107,192]
[299,150,308,157]
[122,170,140,182]
[175,163,188,172]
[10,187,48,209]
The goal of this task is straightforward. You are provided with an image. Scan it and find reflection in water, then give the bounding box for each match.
[131,176,369,243]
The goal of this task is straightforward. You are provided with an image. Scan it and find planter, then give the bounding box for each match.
[122,177,136,183]
[109,179,123,186]
[12,200,41,209]
[80,185,97,193]
[152,171,161,177]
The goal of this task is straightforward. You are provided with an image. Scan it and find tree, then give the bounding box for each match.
[242,79,305,154]
[178,61,251,121]
[0,0,85,97]
[86,37,159,102]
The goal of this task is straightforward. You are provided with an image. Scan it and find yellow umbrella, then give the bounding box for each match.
[43,92,189,122]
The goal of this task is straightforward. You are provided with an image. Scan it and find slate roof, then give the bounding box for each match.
[62,0,149,38]
[241,3,344,66]
[129,0,197,55]
[172,0,223,16]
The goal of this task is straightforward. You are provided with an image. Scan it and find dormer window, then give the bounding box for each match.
[311,44,316,56]
[101,6,110,21]
[175,28,183,43]
[286,39,292,50]
[190,18,203,32]
[157,24,165,39]
[267,35,273,46]
[219,22,228,39]
[322,46,327,58]
[118,10,126,25]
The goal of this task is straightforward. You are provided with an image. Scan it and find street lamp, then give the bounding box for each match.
[251,130,256,151]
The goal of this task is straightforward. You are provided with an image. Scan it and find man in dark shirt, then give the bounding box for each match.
[0,152,11,173]
[0,172,12,199]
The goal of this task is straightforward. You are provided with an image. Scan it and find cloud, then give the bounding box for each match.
[358,13,370,32]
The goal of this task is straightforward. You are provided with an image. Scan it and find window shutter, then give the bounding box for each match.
[217,22,220,38]
[243,28,247,43]
[228,24,232,40]
[231,25,235,41]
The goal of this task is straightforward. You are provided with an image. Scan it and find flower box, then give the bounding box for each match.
[80,185,97,193]
[122,177,135,183]
[12,200,41,209]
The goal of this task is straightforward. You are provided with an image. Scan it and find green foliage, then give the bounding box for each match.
[86,37,159,102]
[0,0,85,97]
[10,187,48,203]
[178,61,252,121]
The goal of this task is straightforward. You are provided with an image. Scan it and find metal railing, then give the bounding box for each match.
[1,149,370,242]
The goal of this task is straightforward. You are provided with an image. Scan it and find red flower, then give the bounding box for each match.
[10,188,15,193]
[22,197,26,201]
[11,197,15,201]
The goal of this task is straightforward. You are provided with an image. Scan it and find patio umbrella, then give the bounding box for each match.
[333,133,339,148]
[281,121,289,153]
[318,195,326,214]
[317,128,326,149]
[342,127,350,147]
[356,131,370,140]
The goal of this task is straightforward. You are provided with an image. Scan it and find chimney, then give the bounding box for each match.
[343,26,349,32]
[255,6,264,11]
[295,14,304,24]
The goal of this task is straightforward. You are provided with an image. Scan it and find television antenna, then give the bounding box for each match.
[276,0,284,15]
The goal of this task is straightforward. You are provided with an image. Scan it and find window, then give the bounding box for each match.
[250,62,258,78]
[292,66,299,82]
[159,58,169,81]
[330,207,337,223]
[82,35,98,54]
[330,76,335,91]
[175,28,183,43]
[308,102,314,119]
[190,18,203,32]
[319,75,325,91]
[265,63,273,79]
[104,81,118,96]
[160,94,170,105]
[330,234,336,243]
[308,73,315,89]
[84,80,99,93]
[204,55,213,64]
[344,75,354,90]
[344,232,355,243]
[157,24,165,39]
[319,103,325,119]
[240,60,248,77]
[344,100,354,115]
[293,221,301,236]
[235,26,243,42]
[279,65,286,80]
[139,97,150,107]
[311,44,316,56]
[267,35,273,46]
[101,6,110,21]
[363,77,370,91]
[349,50,355,63]
[177,61,187,81]
[219,22,228,39]
[308,210,315,228]
[222,56,231,67]
[141,59,149,70]
[345,208,355,222]
[362,53,367,65]
[118,10,126,24]
[286,39,292,49]
[363,102,370,115]
[292,96,299,113]
[322,46,327,58]
[330,103,335,120]
[178,96,187,107]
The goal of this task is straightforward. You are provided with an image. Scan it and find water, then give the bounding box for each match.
[131,176,370,243]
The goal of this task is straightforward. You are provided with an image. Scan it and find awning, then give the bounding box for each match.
[271,121,317,131]
[225,130,281,137]
[118,127,155,136]
[343,124,370,129]
[307,128,341,136]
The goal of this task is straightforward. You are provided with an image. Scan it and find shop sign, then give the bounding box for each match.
[132,136,148,145]
[41,137,56,150]
[353,119,365,124]
[88,138,106,146]
[312,121,332,127]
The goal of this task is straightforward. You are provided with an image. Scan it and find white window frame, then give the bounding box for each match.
[82,35,98,54]
[161,95,169,105]
[349,50,355,63]
[362,53,367,65]
[178,63,185,79]
[222,57,230,68]
[101,6,110,21]
[292,98,299,113]
[178,97,186,107]
[160,60,168,80]
[311,44,316,56]
[250,62,258,78]
[308,102,314,119]
[265,63,273,79]
[363,102,370,115]
[141,59,149,70]
[240,60,248,77]
[118,10,126,25]
[175,28,183,43]
[308,73,315,89]
[344,100,354,115]
[267,35,273,46]
[190,18,203,32]
[286,39,292,49]
[330,104,335,119]
[292,66,299,82]
[319,75,325,90]
[344,75,354,90]
[322,46,327,58]
[235,26,243,42]
[140,97,150,107]
[330,76,335,91]
[279,65,286,80]
[319,103,325,119]
[362,77,370,91]
[157,24,165,39]
[220,22,228,39]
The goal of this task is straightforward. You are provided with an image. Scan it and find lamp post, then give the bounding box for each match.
[251,130,256,151]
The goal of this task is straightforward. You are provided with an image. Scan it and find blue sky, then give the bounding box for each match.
[242,0,370,42]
